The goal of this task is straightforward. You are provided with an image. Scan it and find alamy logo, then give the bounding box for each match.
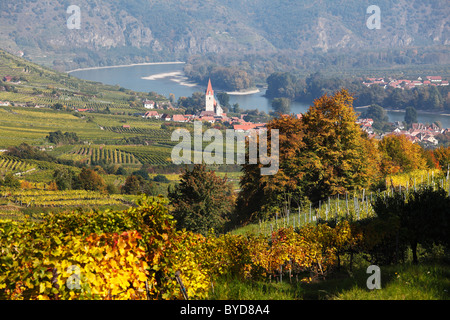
[366,5,381,30]
[67,5,81,30]
[366,265,381,290]
[171,121,279,175]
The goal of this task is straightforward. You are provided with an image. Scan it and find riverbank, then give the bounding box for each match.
[66,61,185,73]
[226,88,261,95]
[386,109,450,117]
[355,106,450,117]
[141,71,183,80]
[141,71,199,88]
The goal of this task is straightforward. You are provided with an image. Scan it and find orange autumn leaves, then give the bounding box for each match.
[237,89,448,223]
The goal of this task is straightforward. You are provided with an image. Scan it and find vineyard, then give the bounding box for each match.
[68,146,141,166]
[0,155,35,174]
[102,126,171,139]
[242,169,450,237]
[0,189,128,208]
[117,146,173,166]
[1,191,448,300]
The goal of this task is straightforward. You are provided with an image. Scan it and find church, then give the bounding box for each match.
[204,78,223,117]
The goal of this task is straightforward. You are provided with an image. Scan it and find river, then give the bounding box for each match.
[69,63,450,128]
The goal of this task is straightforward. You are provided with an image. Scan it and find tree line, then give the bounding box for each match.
[266,72,450,112]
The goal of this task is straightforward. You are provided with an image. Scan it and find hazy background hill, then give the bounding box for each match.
[0,0,448,73]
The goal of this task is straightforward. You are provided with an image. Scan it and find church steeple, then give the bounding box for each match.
[206,78,214,96]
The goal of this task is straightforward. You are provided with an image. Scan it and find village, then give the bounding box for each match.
[140,79,449,147]
[362,75,449,89]
[1,76,448,148]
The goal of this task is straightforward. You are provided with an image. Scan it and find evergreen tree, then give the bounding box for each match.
[168,164,234,235]
[404,106,417,126]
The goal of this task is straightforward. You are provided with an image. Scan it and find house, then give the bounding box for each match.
[423,135,438,145]
[0,101,10,106]
[233,123,267,132]
[161,114,172,121]
[122,125,131,128]
[200,111,216,117]
[143,100,155,109]
[426,76,442,83]
[200,116,215,123]
[2,76,12,82]
[394,121,404,129]
[143,111,160,119]
[172,114,186,122]
[233,124,257,132]
[429,123,441,132]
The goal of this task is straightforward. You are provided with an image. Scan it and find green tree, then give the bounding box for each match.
[361,104,389,131]
[372,187,450,264]
[232,103,241,113]
[404,106,417,126]
[121,175,155,195]
[0,173,21,190]
[53,167,77,190]
[266,72,297,99]
[168,164,234,235]
[271,97,291,114]
[216,92,230,108]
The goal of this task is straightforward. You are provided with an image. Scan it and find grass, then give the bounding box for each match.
[332,263,450,300]
[209,275,302,300]
[208,262,450,300]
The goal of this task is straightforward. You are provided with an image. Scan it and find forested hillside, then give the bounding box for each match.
[0,0,448,72]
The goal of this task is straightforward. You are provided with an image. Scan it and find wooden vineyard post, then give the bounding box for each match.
[279,265,283,283]
[345,192,349,218]
[175,270,189,300]
[309,203,312,222]
[145,280,151,300]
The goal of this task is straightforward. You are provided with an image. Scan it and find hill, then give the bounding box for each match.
[0,0,449,72]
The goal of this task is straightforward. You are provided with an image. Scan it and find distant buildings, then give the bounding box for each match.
[143,100,155,109]
[143,110,160,119]
[362,75,448,90]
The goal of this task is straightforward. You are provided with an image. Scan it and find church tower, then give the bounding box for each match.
[205,78,215,112]
[205,78,223,116]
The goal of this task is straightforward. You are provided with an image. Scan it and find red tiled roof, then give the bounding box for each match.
[172,114,186,121]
